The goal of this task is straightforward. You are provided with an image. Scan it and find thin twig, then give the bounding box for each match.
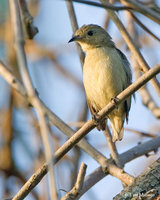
[75,163,87,193]
[104,126,122,168]
[66,0,133,11]
[11,62,160,199]
[120,0,160,24]
[9,0,57,199]
[61,162,87,200]
[124,127,156,138]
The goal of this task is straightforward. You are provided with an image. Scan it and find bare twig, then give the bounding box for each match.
[104,126,122,168]
[10,62,160,199]
[75,163,87,193]
[9,0,57,199]
[120,0,160,24]
[66,0,132,11]
[61,162,87,200]
[124,127,156,138]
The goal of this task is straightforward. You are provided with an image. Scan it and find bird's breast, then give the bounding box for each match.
[83,47,126,110]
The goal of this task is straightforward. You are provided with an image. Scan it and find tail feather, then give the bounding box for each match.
[112,128,124,142]
[110,117,124,142]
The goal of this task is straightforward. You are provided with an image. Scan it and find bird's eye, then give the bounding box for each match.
[87,30,94,36]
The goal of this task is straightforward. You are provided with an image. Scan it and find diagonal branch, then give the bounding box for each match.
[120,0,160,24]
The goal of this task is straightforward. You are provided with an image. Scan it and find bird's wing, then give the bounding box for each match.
[116,48,132,85]
[116,48,133,123]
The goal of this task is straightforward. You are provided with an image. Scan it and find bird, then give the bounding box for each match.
[69,24,132,142]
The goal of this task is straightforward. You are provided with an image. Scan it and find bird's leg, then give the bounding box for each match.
[111,96,119,109]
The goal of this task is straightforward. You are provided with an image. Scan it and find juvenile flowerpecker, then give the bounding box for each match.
[69,24,132,142]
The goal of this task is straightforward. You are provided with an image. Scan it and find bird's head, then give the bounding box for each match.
[69,24,114,51]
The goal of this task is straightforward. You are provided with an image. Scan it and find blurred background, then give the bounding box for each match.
[0,0,160,199]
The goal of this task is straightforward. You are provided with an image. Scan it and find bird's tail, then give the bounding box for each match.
[110,117,124,142]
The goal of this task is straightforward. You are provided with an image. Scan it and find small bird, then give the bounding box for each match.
[69,24,132,142]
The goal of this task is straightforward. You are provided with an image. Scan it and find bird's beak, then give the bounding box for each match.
[68,35,80,43]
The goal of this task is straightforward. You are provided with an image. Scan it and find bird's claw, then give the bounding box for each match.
[111,96,119,109]
[92,113,100,126]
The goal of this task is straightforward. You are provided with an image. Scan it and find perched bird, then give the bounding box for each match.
[69,24,132,142]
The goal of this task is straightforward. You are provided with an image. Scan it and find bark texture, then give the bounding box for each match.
[114,158,160,200]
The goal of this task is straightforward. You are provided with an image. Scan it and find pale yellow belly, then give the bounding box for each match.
[83,57,124,113]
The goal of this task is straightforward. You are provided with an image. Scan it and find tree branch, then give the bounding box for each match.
[120,0,160,24]
[66,0,133,11]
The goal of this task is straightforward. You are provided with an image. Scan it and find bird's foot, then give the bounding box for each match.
[92,113,100,126]
[92,114,106,131]
[111,96,119,109]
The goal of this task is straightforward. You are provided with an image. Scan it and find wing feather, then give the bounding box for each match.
[116,48,132,122]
